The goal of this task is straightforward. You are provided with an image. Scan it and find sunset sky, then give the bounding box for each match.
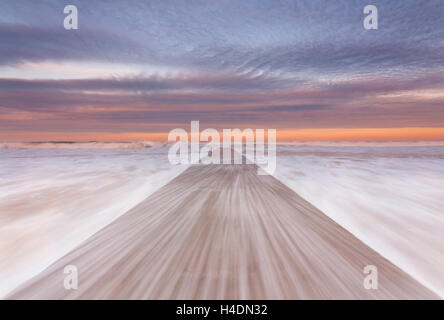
[1,0,443,141]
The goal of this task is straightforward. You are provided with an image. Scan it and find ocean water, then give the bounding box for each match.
[0,142,443,298]
[274,144,444,297]
[0,144,187,297]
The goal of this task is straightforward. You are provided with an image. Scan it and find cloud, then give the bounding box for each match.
[0,72,443,131]
[258,105,330,112]
[2,0,444,75]
[0,23,143,65]
[0,71,288,93]
[1,0,444,135]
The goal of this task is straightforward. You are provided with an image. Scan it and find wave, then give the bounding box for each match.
[3,140,444,149]
[0,147,188,297]
[0,141,162,149]
[275,151,444,297]
[278,140,444,147]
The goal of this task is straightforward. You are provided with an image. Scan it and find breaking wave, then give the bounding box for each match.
[0,141,161,150]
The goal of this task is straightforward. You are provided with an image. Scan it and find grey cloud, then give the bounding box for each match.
[1,0,444,75]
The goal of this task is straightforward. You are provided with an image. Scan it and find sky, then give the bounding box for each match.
[0,0,444,141]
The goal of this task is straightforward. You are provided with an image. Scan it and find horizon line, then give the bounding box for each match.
[1,127,444,143]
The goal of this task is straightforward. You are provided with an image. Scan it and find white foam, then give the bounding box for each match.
[0,140,161,150]
[278,141,444,147]
[274,145,444,297]
[0,146,188,297]
[1,143,443,298]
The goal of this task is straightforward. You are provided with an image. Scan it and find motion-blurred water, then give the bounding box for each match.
[0,142,443,297]
[275,144,444,297]
[0,144,187,297]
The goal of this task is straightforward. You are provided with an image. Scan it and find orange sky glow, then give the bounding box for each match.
[1,127,443,142]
